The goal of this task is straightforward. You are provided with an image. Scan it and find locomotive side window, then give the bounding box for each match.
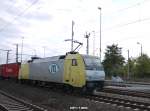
[72,59,77,66]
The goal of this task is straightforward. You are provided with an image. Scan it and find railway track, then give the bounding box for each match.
[1,79,150,111]
[86,92,150,111]
[36,83,150,110]
[0,90,47,111]
[103,87,150,98]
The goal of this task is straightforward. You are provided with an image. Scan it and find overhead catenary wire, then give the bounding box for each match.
[92,16,150,34]
[0,0,39,32]
[96,0,150,32]
[1,0,150,63]
[104,0,149,16]
[103,17,150,32]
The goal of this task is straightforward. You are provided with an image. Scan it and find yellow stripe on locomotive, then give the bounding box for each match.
[18,64,29,80]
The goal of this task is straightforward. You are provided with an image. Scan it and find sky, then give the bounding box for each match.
[0,0,150,63]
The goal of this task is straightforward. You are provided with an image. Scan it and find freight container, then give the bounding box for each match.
[1,63,20,79]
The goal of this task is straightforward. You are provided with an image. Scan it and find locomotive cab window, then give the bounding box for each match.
[72,59,77,66]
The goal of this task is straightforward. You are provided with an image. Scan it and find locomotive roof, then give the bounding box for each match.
[29,54,100,63]
[32,55,65,63]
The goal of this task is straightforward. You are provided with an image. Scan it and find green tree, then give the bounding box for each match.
[123,58,137,79]
[136,54,150,78]
[102,44,125,77]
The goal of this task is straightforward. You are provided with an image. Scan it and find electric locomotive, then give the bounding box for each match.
[19,52,105,92]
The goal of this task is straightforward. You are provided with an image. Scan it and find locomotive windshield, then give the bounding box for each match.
[83,56,104,71]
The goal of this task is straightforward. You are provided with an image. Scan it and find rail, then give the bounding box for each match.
[86,92,150,111]
[0,90,47,111]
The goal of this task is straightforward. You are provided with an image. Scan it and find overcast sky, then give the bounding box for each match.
[0,0,150,63]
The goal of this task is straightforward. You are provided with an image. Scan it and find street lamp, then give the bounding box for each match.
[137,42,142,56]
[98,7,102,62]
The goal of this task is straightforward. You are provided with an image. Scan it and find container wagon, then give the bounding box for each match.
[1,63,20,79]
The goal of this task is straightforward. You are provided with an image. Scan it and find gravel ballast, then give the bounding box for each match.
[0,79,145,111]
